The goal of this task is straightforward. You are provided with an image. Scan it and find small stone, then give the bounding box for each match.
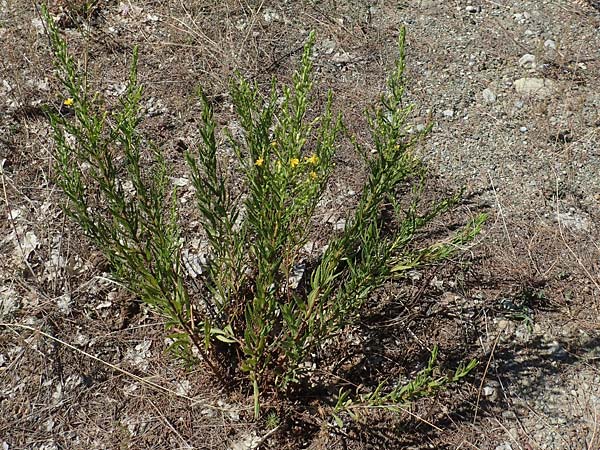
[332,52,352,64]
[288,263,305,289]
[442,109,454,118]
[0,287,20,319]
[263,8,281,24]
[430,276,444,289]
[495,442,513,450]
[513,12,530,24]
[556,210,591,232]
[322,39,336,55]
[201,407,217,418]
[514,78,557,98]
[518,53,536,68]
[170,177,189,187]
[31,18,45,34]
[33,78,50,91]
[482,88,497,103]
[334,219,346,230]
[502,410,517,420]
[544,39,556,50]
[45,418,55,432]
[520,126,528,132]
[483,382,500,402]
[230,432,260,450]
[465,5,480,13]
[56,294,72,314]
[175,380,191,396]
[547,340,568,360]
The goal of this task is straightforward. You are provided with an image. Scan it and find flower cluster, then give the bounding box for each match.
[254,151,320,178]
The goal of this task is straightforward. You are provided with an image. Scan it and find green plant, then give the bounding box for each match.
[500,287,543,332]
[331,346,477,427]
[44,5,484,420]
[265,411,280,430]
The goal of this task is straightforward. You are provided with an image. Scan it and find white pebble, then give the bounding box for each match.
[482,88,497,103]
[518,54,536,68]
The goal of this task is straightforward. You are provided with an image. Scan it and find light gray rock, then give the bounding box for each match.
[263,8,281,24]
[518,53,536,68]
[483,381,501,402]
[513,12,531,24]
[502,410,517,420]
[321,39,336,55]
[332,52,352,64]
[495,443,513,450]
[556,210,591,232]
[482,88,497,103]
[514,77,557,97]
[0,286,20,318]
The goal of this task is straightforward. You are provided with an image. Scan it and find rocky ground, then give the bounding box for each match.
[1,0,599,449]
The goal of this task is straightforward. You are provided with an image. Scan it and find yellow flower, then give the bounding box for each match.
[255,157,264,167]
[305,154,319,165]
[309,171,318,180]
[270,141,277,148]
[63,98,74,106]
[290,158,300,168]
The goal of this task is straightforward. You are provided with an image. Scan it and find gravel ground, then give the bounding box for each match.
[1,1,599,449]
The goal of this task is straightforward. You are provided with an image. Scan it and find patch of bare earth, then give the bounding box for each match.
[1,1,599,449]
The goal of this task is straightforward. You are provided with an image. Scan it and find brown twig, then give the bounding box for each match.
[473,330,501,424]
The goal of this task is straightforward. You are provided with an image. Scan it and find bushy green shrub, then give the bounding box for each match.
[44,5,484,420]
